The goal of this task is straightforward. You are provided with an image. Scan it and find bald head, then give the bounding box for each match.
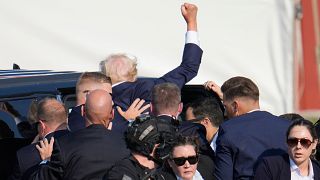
[85,89,113,127]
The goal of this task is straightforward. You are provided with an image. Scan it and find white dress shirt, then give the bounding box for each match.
[290,157,314,180]
[210,131,218,152]
[176,170,204,180]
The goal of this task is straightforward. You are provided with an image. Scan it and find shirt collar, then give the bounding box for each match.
[211,130,219,152]
[112,81,126,87]
[247,109,260,113]
[289,157,314,178]
[176,170,203,180]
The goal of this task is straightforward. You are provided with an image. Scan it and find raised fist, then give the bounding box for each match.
[181,3,198,31]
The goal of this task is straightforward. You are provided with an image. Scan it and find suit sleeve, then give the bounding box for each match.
[214,128,234,180]
[155,43,202,89]
[253,159,273,180]
[28,139,65,180]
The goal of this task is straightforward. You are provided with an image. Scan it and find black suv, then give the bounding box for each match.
[0,70,221,136]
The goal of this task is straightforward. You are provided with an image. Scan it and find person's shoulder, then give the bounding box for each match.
[261,154,288,162]
[311,158,320,170]
[256,154,289,172]
[135,78,157,88]
[311,159,320,178]
[53,129,79,146]
[105,158,138,180]
[16,142,38,161]
[221,111,289,128]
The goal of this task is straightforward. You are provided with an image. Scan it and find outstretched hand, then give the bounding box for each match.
[181,3,198,31]
[117,98,150,121]
[36,137,54,161]
[204,81,223,100]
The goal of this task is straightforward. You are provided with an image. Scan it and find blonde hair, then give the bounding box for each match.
[100,53,138,84]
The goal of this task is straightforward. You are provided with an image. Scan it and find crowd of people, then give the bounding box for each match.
[1,2,320,180]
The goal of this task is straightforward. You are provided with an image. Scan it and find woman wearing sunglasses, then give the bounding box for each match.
[254,119,320,180]
[160,135,214,180]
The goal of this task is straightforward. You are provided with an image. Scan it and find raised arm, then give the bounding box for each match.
[154,3,202,89]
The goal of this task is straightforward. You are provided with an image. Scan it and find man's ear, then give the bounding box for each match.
[38,120,46,138]
[109,109,114,121]
[200,118,210,126]
[233,101,239,115]
[81,105,85,117]
[150,103,154,114]
[177,102,183,115]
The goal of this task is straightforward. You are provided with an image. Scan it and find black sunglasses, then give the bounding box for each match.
[172,155,198,166]
[287,138,313,148]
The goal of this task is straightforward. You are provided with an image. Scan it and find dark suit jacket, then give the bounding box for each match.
[9,130,69,180]
[0,138,30,180]
[29,124,130,180]
[160,154,215,180]
[68,105,85,132]
[214,111,290,180]
[112,43,202,133]
[254,154,320,180]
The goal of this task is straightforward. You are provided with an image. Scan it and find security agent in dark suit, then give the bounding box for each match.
[9,98,69,180]
[185,97,224,153]
[68,72,149,132]
[68,72,112,132]
[151,82,216,162]
[214,76,290,180]
[99,2,203,133]
[29,90,130,180]
[105,115,177,180]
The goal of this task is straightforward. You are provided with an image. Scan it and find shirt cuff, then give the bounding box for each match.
[185,31,200,46]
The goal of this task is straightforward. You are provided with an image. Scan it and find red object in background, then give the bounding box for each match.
[297,0,320,112]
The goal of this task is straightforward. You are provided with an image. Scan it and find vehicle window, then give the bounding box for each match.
[0,95,55,123]
[63,94,76,113]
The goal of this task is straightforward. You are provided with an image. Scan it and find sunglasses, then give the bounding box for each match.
[171,155,198,166]
[287,138,313,148]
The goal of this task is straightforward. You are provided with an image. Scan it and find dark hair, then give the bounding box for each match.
[189,98,224,127]
[170,135,199,157]
[314,118,320,161]
[221,76,259,101]
[279,113,303,121]
[286,119,318,141]
[151,83,181,115]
